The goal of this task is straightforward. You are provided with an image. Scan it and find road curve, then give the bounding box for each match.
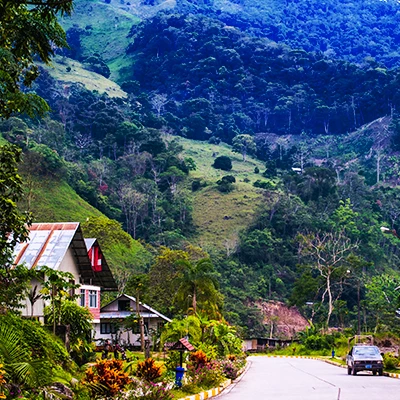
[218,356,400,400]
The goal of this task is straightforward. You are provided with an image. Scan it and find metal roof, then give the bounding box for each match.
[101,294,172,322]
[100,311,167,320]
[13,222,117,291]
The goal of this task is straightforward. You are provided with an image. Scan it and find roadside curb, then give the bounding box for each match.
[178,379,231,400]
[178,362,251,400]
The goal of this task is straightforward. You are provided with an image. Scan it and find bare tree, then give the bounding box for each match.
[297,231,358,326]
[118,185,147,239]
[151,93,169,118]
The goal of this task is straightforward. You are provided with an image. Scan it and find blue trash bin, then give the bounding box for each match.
[175,366,185,387]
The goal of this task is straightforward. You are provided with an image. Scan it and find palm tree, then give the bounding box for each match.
[175,258,220,314]
[28,285,41,318]
[0,320,51,391]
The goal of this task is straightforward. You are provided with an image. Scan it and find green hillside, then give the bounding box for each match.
[174,137,266,250]
[43,56,127,98]
[19,174,104,223]
[60,0,140,81]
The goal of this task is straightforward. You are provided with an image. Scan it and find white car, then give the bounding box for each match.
[346,345,383,376]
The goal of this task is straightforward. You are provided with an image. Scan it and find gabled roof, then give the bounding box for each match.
[13,222,116,290]
[84,238,117,291]
[101,294,172,322]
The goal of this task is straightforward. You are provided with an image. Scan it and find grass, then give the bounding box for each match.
[173,137,269,251]
[60,0,140,81]
[43,56,127,98]
[20,175,103,223]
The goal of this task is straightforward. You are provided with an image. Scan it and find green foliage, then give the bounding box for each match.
[0,0,72,118]
[383,353,399,370]
[135,358,162,382]
[0,144,31,263]
[212,156,232,171]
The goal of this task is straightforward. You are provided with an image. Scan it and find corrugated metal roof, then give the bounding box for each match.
[13,223,81,270]
[100,312,165,319]
[13,222,117,291]
[101,294,172,322]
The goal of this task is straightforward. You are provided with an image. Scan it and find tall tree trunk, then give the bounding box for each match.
[135,292,145,353]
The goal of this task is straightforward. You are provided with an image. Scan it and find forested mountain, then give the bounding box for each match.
[6,0,400,336]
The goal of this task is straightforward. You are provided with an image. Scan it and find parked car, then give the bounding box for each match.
[346,345,383,376]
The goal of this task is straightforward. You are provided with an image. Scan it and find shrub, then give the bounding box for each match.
[122,379,174,400]
[303,335,330,351]
[383,353,399,370]
[83,359,130,398]
[191,179,202,191]
[136,358,162,382]
[212,156,232,171]
[186,361,224,390]
[253,179,275,189]
[189,350,208,369]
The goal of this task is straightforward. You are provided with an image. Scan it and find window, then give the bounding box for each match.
[157,321,165,332]
[132,321,148,334]
[100,323,118,334]
[80,289,85,307]
[118,300,130,311]
[89,290,97,308]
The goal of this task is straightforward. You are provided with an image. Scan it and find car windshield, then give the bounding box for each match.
[353,347,379,356]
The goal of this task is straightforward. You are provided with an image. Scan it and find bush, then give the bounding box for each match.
[136,358,162,382]
[253,179,275,189]
[383,353,399,370]
[303,335,330,351]
[185,361,224,390]
[83,359,130,398]
[123,378,174,400]
[212,156,232,171]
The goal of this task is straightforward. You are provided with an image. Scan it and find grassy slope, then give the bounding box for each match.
[60,0,140,81]
[44,56,127,98]
[174,137,267,252]
[20,175,103,223]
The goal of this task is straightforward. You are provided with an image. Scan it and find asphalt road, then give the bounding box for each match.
[218,356,400,400]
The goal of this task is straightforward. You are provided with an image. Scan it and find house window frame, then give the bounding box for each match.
[89,290,97,308]
[100,322,118,334]
[80,289,85,307]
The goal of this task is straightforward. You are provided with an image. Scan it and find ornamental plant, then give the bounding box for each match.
[83,359,130,398]
[121,379,174,400]
[189,350,208,369]
[135,358,162,382]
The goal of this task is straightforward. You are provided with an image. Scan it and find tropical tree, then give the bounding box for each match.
[0,319,52,394]
[232,134,256,162]
[40,266,79,334]
[0,144,33,313]
[0,0,73,118]
[175,258,220,315]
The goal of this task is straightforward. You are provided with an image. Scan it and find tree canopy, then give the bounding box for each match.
[0,0,73,119]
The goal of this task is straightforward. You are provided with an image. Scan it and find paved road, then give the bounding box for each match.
[218,356,400,400]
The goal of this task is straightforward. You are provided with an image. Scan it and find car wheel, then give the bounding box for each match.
[373,370,377,376]
[352,367,357,375]
[379,369,383,376]
[347,367,351,375]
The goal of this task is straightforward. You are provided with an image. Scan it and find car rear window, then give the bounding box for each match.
[353,347,379,356]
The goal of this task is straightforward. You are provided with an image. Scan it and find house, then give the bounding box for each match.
[95,294,171,346]
[13,222,117,322]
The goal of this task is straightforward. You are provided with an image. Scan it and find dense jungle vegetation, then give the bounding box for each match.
[4,0,400,347]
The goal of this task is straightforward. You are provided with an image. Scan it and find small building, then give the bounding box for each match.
[13,222,117,322]
[95,294,171,346]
